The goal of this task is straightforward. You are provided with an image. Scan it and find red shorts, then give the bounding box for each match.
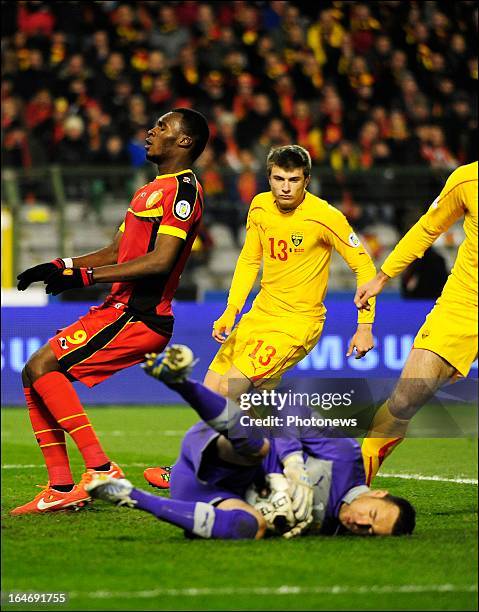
[49,303,170,387]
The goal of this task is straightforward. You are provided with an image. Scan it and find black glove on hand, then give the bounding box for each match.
[17,258,66,291]
[44,267,95,296]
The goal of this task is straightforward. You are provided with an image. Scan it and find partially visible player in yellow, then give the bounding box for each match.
[355,161,478,485]
[206,145,377,399]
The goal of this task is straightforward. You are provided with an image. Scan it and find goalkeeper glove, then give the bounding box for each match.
[265,473,295,532]
[141,347,198,384]
[245,485,279,532]
[282,514,314,539]
[17,258,71,291]
[283,451,314,523]
[212,304,238,342]
[44,267,95,295]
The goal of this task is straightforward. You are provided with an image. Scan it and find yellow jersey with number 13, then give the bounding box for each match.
[227,190,376,323]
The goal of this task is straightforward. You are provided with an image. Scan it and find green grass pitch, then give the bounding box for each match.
[1,406,477,611]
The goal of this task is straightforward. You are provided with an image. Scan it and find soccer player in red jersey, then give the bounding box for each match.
[12,108,209,515]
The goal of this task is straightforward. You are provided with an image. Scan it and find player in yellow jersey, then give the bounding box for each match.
[355,161,478,485]
[205,145,377,399]
[144,145,377,496]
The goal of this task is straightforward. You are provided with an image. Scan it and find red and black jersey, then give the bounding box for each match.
[107,168,204,335]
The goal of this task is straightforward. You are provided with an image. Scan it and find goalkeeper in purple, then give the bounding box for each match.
[86,347,415,539]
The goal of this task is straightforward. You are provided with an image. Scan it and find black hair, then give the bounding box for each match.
[266,144,312,178]
[172,107,210,161]
[385,494,416,535]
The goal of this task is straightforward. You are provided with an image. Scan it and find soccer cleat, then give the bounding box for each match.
[142,345,198,384]
[10,483,90,516]
[362,437,403,486]
[78,461,125,491]
[85,474,136,508]
[143,466,172,490]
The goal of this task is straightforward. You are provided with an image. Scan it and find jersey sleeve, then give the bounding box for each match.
[381,167,467,278]
[317,207,377,323]
[158,178,200,240]
[227,203,263,313]
[273,437,303,464]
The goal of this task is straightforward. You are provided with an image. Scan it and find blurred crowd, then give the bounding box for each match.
[2,0,477,184]
[2,1,475,296]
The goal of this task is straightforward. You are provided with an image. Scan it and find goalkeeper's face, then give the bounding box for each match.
[269,165,310,212]
[338,490,400,536]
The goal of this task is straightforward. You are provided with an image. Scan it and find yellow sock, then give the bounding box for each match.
[362,402,410,485]
[367,401,410,438]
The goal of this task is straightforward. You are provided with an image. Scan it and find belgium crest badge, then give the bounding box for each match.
[146,190,163,209]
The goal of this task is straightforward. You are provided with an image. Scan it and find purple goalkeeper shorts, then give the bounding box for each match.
[170,422,261,505]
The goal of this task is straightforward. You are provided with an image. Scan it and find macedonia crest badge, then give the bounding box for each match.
[291,232,303,247]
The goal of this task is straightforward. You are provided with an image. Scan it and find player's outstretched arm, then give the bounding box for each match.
[354,271,390,311]
[69,229,123,268]
[319,208,377,324]
[44,233,182,295]
[377,165,468,282]
[17,258,68,291]
[318,210,377,358]
[346,322,375,359]
[212,304,238,343]
[212,208,262,343]
[16,230,122,291]
[89,233,183,282]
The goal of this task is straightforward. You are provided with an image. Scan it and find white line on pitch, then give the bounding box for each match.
[1,464,477,485]
[378,472,478,485]
[2,464,40,469]
[68,584,477,600]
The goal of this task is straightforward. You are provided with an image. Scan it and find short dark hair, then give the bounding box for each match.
[385,494,416,535]
[172,107,210,161]
[266,145,312,178]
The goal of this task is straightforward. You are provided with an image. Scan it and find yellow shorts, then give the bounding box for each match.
[209,307,325,384]
[413,296,478,377]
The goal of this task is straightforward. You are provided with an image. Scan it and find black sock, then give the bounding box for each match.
[92,462,111,472]
[52,484,74,492]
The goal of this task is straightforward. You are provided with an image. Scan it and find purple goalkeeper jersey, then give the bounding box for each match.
[172,421,367,533]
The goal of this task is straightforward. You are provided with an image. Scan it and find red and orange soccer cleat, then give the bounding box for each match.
[10,483,90,516]
[143,466,171,490]
[78,461,125,491]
